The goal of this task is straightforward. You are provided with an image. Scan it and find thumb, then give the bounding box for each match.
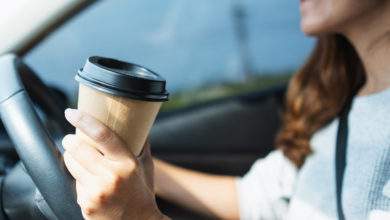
[137,140,154,190]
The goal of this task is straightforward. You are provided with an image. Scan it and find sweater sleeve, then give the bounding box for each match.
[236,150,298,220]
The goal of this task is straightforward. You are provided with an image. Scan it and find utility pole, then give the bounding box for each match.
[232,0,252,80]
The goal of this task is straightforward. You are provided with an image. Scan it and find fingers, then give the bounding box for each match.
[62,134,112,176]
[64,151,111,207]
[75,182,89,208]
[63,151,97,186]
[76,182,99,218]
[64,108,132,160]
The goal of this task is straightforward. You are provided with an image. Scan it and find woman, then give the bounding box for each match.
[62,0,390,219]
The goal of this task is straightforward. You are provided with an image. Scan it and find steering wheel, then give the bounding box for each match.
[0,54,83,219]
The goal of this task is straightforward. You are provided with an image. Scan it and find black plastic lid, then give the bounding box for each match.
[75,56,169,102]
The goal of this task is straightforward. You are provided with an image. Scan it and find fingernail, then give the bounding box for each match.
[62,135,71,150]
[63,151,70,163]
[65,108,80,123]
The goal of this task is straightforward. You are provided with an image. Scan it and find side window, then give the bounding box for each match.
[26,1,314,112]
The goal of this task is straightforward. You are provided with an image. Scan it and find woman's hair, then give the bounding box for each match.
[275,34,366,167]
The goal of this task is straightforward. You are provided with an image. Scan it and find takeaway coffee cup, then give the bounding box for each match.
[75,56,169,156]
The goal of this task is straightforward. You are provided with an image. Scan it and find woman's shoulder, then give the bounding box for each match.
[236,150,298,219]
[243,150,298,182]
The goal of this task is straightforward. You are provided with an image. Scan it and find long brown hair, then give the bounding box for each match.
[275,34,366,167]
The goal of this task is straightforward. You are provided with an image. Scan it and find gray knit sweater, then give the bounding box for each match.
[237,89,390,219]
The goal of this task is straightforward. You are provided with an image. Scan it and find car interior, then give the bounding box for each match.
[0,53,286,220]
[0,1,312,219]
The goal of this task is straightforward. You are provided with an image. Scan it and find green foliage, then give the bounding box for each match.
[161,73,292,112]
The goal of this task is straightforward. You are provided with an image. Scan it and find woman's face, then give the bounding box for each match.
[300,0,383,35]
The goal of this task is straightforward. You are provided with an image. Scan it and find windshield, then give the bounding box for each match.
[24,0,314,109]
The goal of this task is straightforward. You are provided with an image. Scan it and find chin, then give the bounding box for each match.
[300,19,334,36]
[301,24,321,36]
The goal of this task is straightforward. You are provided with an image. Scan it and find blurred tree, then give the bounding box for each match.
[232,0,253,80]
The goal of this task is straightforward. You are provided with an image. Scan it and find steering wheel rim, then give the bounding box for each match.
[0,54,83,219]
[20,60,73,136]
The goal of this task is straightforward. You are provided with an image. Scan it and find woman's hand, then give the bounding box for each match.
[62,109,167,220]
